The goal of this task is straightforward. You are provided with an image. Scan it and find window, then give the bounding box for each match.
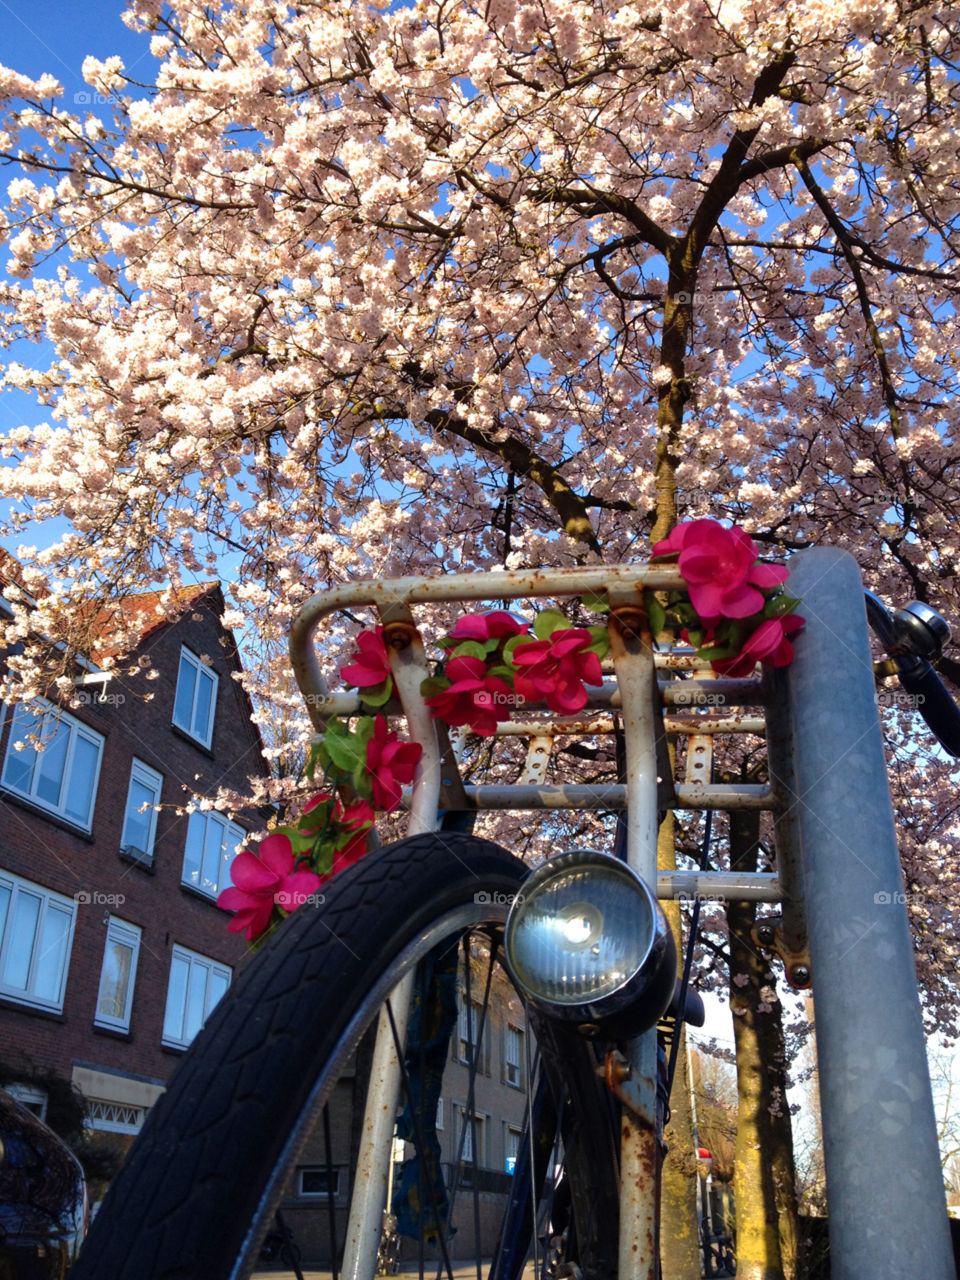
[457,995,490,1073]
[172,648,218,747]
[94,917,141,1032]
[505,1124,523,1174]
[299,1168,341,1198]
[436,1098,443,1130]
[86,1099,147,1135]
[120,760,162,862]
[456,1106,486,1169]
[162,945,231,1049]
[0,871,77,1012]
[505,1024,524,1087]
[5,1083,48,1122]
[1,700,103,830]
[181,812,244,899]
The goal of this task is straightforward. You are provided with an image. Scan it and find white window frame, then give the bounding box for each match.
[94,916,142,1032]
[120,759,163,860]
[162,944,231,1049]
[1,699,103,831]
[181,811,244,900]
[172,647,218,747]
[436,1097,443,1130]
[0,870,77,1012]
[456,1104,487,1168]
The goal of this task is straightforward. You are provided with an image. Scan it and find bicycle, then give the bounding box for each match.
[70,547,960,1280]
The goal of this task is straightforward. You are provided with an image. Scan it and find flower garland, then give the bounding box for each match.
[219,520,802,941]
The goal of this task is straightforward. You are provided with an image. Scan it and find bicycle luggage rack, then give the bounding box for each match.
[290,548,953,1280]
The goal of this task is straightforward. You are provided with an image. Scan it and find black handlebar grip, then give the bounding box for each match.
[897,661,960,758]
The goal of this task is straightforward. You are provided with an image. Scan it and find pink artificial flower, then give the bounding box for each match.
[446,611,529,643]
[424,654,515,736]
[652,520,788,620]
[712,614,805,677]
[341,626,391,688]
[512,629,604,714]
[218,832,322,942]
[365,715,422,811]
[321,797,376,881]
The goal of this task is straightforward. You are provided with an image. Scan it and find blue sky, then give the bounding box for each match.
[1,0,149,92]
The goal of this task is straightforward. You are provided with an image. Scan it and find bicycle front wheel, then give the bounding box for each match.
[71,832,621,1280]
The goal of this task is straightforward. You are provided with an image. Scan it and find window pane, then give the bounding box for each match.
[200,817,225,895]
[34,904,72,1003]
[174,656,197,730]
[2,708,36,793]
[34,718,68,807]
[206,968,229,1015]
[98,938,134,1020]
[183,962,208,1043]
[2,891,40,991]
[0,885,10,945]
[123,777,155,852]
[163,954,189,1043]
[64,734,99,825]
[193,668,214,741]
[182,813,205,891]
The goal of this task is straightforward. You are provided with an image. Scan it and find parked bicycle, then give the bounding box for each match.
[70,543,960,1280]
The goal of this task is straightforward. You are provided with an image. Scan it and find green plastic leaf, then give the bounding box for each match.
[420,675,450,698]
[646,596,666,638]
[323,720,366,774]
[451,639,489,661]
[287,829,317,856]
[359,676,393,708]
[534,609,570,640]
[695,641,741,660]
[502,633,529,663]
[586,625,610,659]
[486,664,517,683]
[764,594,802,619]
[582,591,609,614]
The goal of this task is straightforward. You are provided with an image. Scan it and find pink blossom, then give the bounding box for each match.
[424,654,515,736]
[446,611,529,643]
[365,715,422,810]
[652,520,788,620]
[712,615,805,677]
[218,832,322,942]
[341,627,391,688]
[512,629,603,714]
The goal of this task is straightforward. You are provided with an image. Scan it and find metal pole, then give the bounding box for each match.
[771,547,953,1279]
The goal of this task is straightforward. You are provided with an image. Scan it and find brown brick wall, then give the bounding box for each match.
[0,589,269,1092]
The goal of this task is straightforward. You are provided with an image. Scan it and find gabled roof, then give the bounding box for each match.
[0,547,47,601]
[88,582,221,662]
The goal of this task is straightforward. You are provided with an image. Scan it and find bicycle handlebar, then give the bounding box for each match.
[864,590,960,758]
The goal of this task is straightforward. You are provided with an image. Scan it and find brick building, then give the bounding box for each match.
[0,570,269,1178]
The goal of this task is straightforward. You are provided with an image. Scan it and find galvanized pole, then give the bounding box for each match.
[770,547,953,1280]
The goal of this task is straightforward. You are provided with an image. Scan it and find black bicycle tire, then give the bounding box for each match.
[71,832,621,1280]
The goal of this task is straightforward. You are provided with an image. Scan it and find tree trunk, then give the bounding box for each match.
[725,808,786,1280]
[658,805,703,1280]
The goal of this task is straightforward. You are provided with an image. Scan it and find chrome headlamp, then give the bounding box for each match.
[504,849,676,1037]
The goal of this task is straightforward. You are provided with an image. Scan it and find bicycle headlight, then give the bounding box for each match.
[504,850,676,1036]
